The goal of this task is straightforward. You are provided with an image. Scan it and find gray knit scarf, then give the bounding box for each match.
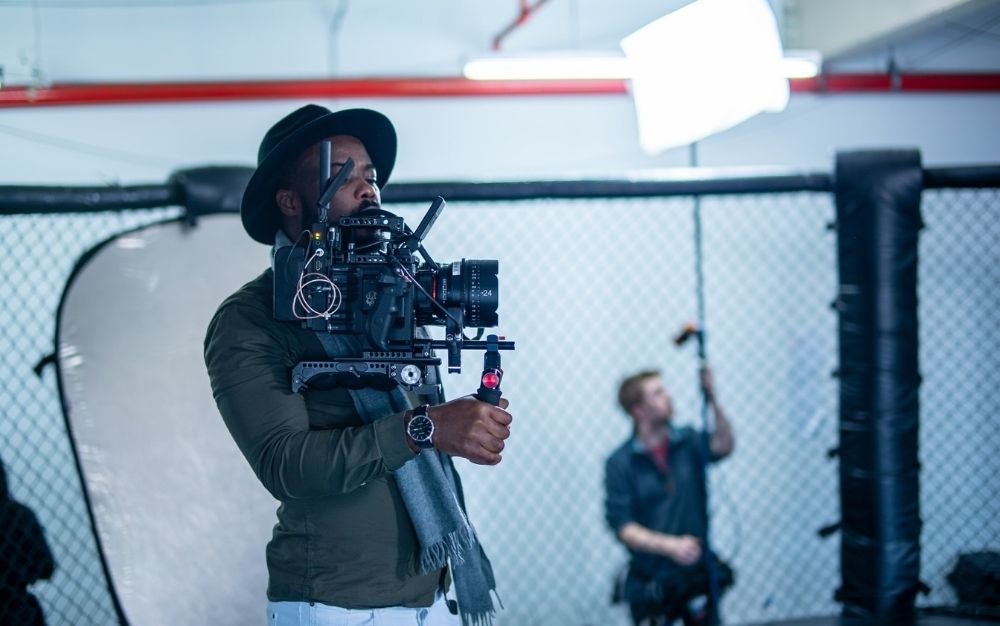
[273,236,497,626]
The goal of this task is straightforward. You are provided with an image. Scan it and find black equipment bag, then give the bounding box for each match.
[947,551,1000,607]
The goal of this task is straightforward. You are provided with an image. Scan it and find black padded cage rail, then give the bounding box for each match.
[3,163,1000,219]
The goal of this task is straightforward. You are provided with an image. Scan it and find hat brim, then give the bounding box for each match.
[241,108,397,245]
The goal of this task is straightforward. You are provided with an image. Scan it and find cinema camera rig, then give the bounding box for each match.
[273,142,514,405]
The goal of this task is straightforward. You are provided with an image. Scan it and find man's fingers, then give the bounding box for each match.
[678,545,700,564]
[472,455,501,466]
[487,406,513,427]
[483,436,506,454]
[481,416,511,441]
[468,447,502,466]
[672,536,702,564]
[466,421,507,455]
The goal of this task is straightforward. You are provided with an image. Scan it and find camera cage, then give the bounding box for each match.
[274,146,513,400]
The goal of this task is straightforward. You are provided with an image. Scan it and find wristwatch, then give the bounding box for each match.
[406,405,435,449]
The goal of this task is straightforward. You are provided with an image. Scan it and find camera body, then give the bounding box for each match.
[272,196,510,395]
[274,210,498,347]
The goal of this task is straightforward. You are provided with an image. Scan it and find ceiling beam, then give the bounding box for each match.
[785,0,986,59]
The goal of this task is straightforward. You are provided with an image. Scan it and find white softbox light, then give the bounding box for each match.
[621,0,789,154]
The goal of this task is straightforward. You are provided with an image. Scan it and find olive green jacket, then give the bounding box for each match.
[204,269,442,608]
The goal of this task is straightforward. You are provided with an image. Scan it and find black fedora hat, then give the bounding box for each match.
[241,105,397,245]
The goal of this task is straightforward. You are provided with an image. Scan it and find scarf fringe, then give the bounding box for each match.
[418,525,477,573]
[461,610,496,626]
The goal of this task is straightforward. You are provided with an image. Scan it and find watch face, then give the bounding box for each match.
[407,414,434,447]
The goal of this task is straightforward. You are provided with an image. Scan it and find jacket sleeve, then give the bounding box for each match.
[203,296,415,501]
[604,450,634,534]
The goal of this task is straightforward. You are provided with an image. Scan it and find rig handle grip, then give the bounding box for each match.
[473,334,503,406]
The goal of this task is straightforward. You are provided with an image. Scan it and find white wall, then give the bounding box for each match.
[2,1,999,187]
[3,93,1000,185]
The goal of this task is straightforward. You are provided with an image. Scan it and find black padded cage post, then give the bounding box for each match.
[833,150,924,623]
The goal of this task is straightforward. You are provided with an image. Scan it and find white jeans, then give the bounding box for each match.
[266,591,460,626]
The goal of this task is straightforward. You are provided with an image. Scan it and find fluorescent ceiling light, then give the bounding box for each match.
[781,50,822,79]
[621,0,790,154]
[464,54,631,80]
[463,51,820,82]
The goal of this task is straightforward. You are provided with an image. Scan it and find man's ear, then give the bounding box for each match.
[275,189,300,217]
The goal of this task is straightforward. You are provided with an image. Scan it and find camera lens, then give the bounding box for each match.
[416,259,499,327]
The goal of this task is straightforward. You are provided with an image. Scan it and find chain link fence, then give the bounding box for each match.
[0,182,996,625]
[0,208,182,626]
[917,189,1000,609]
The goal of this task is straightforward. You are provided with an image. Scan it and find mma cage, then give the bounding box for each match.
[0,150,997,626]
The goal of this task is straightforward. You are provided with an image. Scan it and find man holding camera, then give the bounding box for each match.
[605,368,735,626]
[204,105,512,625]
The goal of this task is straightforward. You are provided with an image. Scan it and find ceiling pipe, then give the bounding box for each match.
[492,0,553,51]
[0,77,624,108]
[1,74,999,108]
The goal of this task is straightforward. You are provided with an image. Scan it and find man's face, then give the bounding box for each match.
[276,135,381,238]
[634,376,674,426]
